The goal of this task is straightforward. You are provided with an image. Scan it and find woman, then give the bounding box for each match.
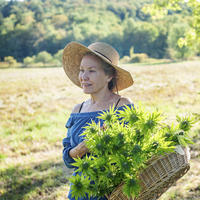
[62,41,134,200]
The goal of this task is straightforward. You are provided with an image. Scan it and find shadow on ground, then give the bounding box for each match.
[0,160,69,200]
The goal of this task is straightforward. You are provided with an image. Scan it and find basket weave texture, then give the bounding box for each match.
[106,147,190,200]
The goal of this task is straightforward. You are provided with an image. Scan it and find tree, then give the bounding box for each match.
[35,51,53,64]
[0,0,197,62]
[167,23,195,59]
[122,18,160,57]
[53,49,63,61]
[144,0,200,48]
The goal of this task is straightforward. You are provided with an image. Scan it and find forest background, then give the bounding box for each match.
[0,0,200,67]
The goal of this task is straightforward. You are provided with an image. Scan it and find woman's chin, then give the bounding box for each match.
[82,89,93,94]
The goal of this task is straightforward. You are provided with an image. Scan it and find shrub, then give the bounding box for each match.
[4,56,17,66]
[23,56,35,65]
[120,56,131,64]
[35,51,53,64]
[129,53,148,63]
[120,52,149,64]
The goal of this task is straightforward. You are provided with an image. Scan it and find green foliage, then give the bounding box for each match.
[23,56,35,65]
[4,56,17,66]
[69,105,195,199]
[125,46,150,63]
[53,49,63,61]
[70,174,90,200]
[177,115,196,132]
[167,23,195,59]
[0,0,198,63]
[145,0,200,50]
[34,51,53,64]
[23,49,63,66]
[129,53,149,63]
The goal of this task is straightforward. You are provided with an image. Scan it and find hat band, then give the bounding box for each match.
[94,50,112,64]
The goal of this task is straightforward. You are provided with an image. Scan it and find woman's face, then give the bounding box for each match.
[79,54,112,94]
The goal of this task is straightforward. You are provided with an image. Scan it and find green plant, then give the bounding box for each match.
[4,56,17,66]
[69,105,195,200]
[129,53,148,63]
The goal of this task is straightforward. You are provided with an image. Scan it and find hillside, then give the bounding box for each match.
[0,0,195,63]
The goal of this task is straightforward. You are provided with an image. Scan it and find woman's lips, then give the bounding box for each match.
[81,83,92,87]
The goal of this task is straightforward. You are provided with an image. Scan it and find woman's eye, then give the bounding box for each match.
[89,70,95,72]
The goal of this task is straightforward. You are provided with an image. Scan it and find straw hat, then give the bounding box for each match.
[62,41,134,91]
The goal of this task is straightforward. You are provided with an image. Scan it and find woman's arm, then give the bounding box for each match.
[63,104,89,168]
[68,103,89,158]
[69,141,89,158]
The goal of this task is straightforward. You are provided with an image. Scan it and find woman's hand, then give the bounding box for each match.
[69,141,89,158]
[101,123,107,131]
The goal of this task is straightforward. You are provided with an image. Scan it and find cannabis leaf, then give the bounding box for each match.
[177,115,196,131]
[70,174,90,200]
[69,104,196,199]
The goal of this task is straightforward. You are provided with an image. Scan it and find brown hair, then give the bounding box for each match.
[101,60,117,91]
[83,52,118,92]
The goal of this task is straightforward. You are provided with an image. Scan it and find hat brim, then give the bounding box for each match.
[62,41,134,91]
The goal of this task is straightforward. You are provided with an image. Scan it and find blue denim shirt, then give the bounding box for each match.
[62,104,134,200]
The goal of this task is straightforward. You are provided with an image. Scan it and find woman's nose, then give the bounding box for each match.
[81,71,89,80]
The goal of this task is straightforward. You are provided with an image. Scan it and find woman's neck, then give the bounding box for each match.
[90,90,115,105]
[81,90,120,112]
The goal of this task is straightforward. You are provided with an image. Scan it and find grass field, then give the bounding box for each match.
[0,61,200,200]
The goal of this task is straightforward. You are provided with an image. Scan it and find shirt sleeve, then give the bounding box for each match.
[62,117,75,168]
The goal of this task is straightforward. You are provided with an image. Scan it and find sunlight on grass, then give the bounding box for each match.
[0,61,199,199]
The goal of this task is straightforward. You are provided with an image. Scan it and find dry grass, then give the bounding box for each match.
[0,61,200,199]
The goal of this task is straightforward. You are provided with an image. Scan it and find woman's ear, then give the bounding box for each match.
[107,76,113,83]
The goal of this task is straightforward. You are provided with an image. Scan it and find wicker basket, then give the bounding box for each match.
[106,147,190,200]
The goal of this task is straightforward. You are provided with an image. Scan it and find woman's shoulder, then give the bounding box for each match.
[71,103,83,113]
[117,96,133,107]
[70,97,133,114]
